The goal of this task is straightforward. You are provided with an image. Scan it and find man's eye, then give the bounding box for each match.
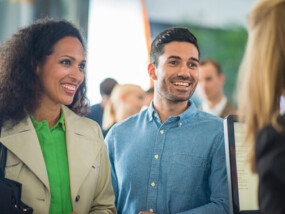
[169,61,178,65]
[60,59,71,66]
[188,63,197,68]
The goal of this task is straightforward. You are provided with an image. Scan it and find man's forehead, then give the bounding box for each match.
[162,41,199,59]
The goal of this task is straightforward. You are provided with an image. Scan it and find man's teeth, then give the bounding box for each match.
[62,85,75,91]
[174,82,189,87]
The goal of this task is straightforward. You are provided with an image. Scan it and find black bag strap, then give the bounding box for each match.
[0,142,7,179]
[0,119,7,179]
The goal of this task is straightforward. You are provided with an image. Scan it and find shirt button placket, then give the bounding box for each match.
[146,126,165,212]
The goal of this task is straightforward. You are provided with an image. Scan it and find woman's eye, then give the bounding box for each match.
[60,59,71,66]
[78,63,85,71]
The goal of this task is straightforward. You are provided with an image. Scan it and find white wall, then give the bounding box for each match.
[87,0,150,104]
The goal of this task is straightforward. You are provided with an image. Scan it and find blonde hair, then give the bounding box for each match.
[102,84,143,130]
[238,0,285,171]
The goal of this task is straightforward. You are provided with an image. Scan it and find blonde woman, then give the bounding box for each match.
[238,0,285,213]
[102,84,145,133]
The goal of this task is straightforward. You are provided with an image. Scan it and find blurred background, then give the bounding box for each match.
[0,0,257,105]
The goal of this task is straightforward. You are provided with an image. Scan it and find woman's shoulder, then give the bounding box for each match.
[257,116,285,139]
[63,106,104,139]
[256,116,285,159]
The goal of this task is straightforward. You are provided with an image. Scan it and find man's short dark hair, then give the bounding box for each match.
[100,78,118,96]
[150,27,200,66]
[200,58,223,75]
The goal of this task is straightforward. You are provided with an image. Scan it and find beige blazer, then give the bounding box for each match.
[0,105,116,214]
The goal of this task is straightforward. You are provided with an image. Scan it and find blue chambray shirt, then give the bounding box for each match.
[105,100,229,214]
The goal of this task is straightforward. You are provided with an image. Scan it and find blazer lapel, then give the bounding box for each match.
[0,116,50,190]
[62,106,101,201]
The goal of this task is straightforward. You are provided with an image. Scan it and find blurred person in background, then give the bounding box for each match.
[238,0,285,213]
[87,77,117,136]
[0,19,116,214]
[141,87,154,110]
[102,84,145,135]
[144,87,154,107]
[197,58,236,118]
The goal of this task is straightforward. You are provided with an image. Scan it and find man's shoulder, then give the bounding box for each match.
[190,110,224,134]
[105,110,149,142]
[90,103,102,111]
[114,109,148,129]
[86,103,103,120]
[195,110,223,124]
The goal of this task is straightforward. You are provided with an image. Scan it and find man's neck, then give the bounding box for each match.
[153,96,189,124]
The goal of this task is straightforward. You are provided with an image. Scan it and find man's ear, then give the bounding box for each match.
[219,73,225,86]
[148,63,157,80]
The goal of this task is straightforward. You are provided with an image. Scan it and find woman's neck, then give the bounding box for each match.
[32,104,61,128]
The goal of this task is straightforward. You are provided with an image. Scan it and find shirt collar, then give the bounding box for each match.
[30,110,66,132]
[147,99,198,123]
[202,96,227,117]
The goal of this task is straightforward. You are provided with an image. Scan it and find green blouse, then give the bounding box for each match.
[30,112,73,214]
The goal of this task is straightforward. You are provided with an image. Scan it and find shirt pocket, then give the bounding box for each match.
[168,153,209,194]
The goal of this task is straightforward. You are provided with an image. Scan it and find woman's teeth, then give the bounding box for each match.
[62,84,75,91]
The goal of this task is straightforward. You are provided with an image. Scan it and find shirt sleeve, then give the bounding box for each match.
[89,127,117,214]
[176,132,229,214]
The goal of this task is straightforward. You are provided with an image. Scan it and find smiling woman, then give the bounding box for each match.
[0,19,116,214]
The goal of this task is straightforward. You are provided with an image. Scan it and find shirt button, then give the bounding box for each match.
[151,182,155,187]
[75,195,80,202]
[154,113,158,117]
[154,155,159,159]
[179,122,182,126]
[149,209,154,212]
[160,130,164,134]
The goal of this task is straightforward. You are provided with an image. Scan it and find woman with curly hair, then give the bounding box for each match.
[0,19,116,214]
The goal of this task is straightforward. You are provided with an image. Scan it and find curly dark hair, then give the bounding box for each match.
[0,18,89,126]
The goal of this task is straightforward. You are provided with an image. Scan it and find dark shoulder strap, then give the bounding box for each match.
[0,119,7,178]
[0,143,7,178]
